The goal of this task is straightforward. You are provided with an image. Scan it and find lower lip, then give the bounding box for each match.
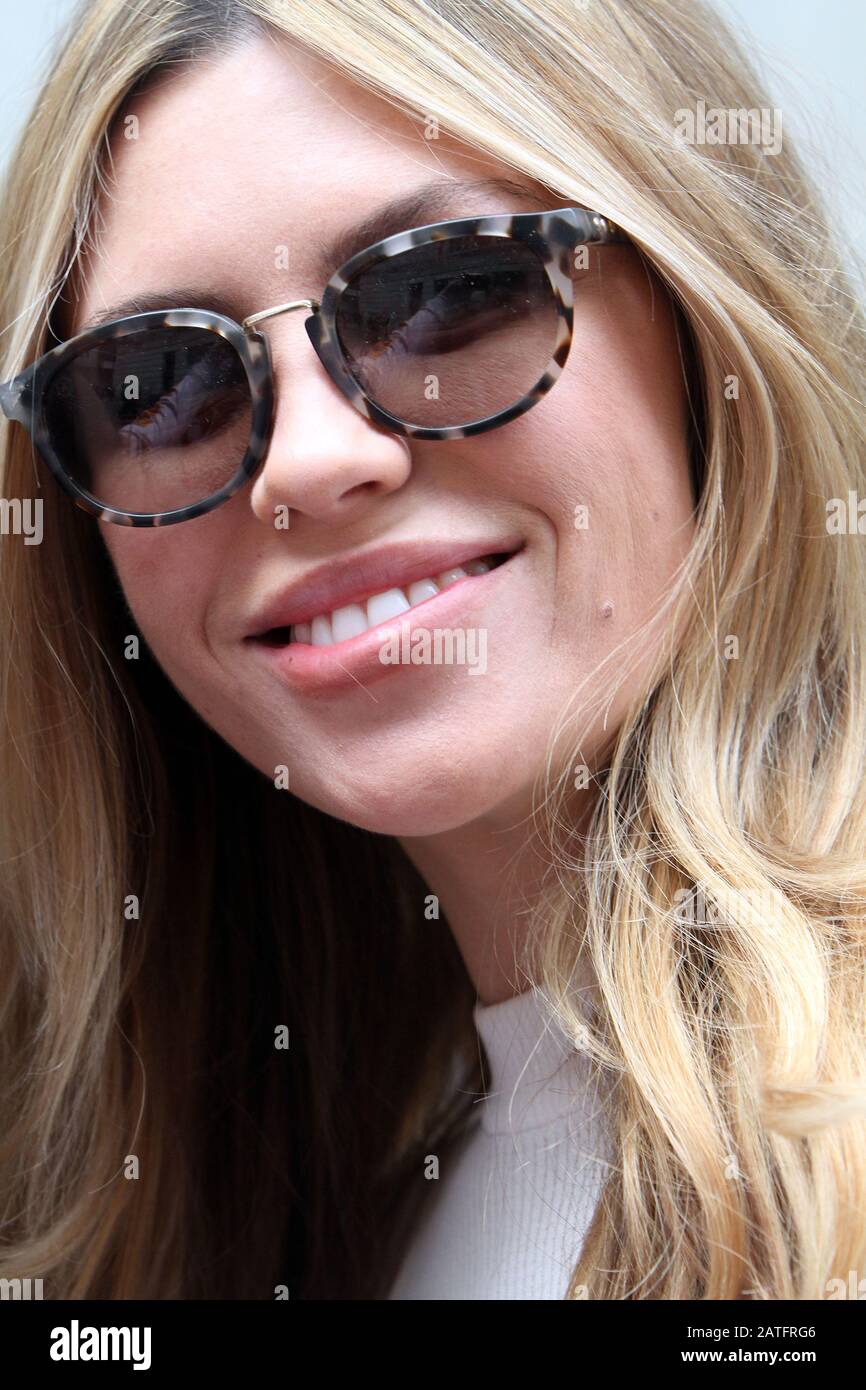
[246,555,518,695]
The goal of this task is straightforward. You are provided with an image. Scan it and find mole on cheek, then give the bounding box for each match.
[600,600,615,620]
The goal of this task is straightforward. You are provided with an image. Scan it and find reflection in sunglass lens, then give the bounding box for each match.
[43,326,252,513]
[335,236,559,428]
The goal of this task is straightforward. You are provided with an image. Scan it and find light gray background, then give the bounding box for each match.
[1,0,864,256]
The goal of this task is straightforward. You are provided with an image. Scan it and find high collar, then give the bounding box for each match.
[472,984,600,1137]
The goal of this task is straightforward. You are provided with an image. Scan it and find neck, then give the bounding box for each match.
[398,791,592,1006]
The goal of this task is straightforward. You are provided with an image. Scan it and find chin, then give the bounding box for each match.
[284,763,520,838]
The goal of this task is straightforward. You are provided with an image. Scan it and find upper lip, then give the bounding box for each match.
[245,537,523,637]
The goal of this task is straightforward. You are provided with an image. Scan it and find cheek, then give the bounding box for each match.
[473,274,693,653]
[482,364,691,580]
[473,262,690,516]
[101,528,216,664]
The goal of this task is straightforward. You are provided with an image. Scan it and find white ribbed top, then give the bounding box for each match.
[388,984,611,1300]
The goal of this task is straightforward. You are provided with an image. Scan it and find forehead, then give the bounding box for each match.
[71,32,549,332]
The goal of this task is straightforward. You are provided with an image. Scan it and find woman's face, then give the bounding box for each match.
[71,34,695,837]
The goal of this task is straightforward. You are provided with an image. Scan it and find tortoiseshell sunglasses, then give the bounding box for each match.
[0,205,627,527]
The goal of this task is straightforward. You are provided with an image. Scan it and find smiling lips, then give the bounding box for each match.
[289,554,502,647]
[247,542,519,654]
[245,542,519,692]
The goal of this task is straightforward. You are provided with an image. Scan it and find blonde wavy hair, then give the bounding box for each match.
[1,0,864,1300]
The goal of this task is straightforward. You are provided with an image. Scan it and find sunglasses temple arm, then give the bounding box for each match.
[0,380,19,422]
[0,374,31,425]
[559,208,629,249]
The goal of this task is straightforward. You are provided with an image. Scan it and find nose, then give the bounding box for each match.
[247,310,412,527]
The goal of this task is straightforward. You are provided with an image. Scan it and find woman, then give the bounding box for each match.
[0,0,864,1300]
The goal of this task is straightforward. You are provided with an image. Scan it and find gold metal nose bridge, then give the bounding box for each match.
[241,298,321,332]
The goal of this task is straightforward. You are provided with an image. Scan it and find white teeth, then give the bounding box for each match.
[367,587,412,625]
[331,603,368,642]
[288,554,500,646]
[311,615,333,647]
[407,578,440,605]
[436,566,468,588]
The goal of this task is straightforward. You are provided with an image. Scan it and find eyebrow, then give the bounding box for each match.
[76,175,554,334]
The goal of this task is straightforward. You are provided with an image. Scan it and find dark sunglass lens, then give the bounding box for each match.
[43,326,253,514]
[335,236,560,428]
